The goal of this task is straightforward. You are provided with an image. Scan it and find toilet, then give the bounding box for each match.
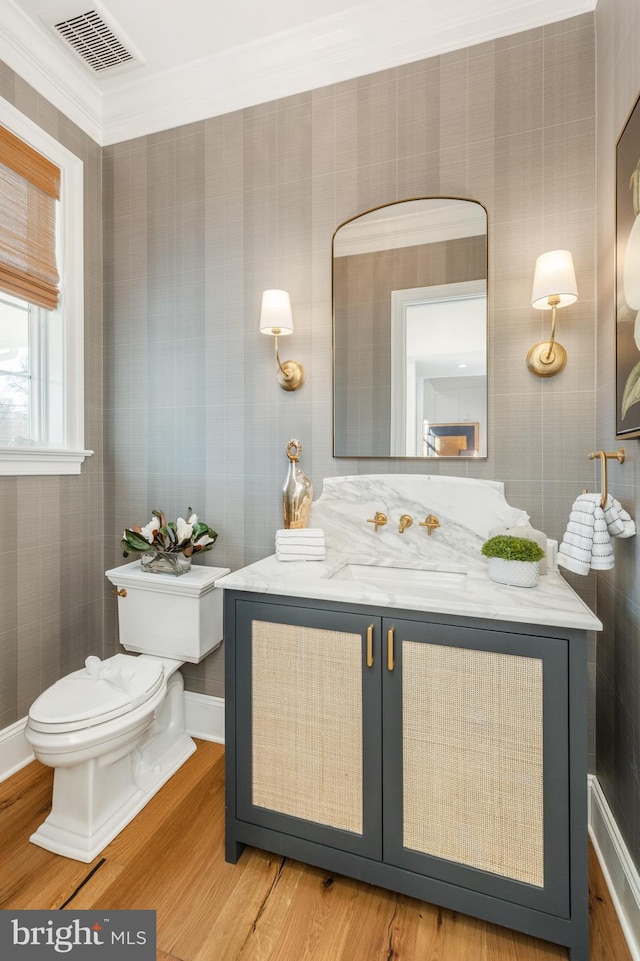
[24,560,229,862]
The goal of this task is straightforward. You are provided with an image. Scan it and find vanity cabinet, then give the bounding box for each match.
[224,590,588,960]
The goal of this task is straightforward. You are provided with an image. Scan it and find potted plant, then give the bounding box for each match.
[480,535,545,588]
[121,507,218,576]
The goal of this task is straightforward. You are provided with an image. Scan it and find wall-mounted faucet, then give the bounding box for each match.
[398,514,413,533]
[366,511,387,532]
[419,514,440,536]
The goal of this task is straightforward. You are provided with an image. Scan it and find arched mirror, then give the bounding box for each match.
[332,198,488,458]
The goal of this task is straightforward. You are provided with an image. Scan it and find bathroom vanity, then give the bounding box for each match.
[218,476,602,961]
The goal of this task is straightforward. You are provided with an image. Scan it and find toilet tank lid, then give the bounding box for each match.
[105,562,230,597]
[28,654,165,732]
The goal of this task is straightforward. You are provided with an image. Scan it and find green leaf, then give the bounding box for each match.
[160,524,177,545]
[122,530,154,553]
[195,523,218,541]
[622,361,640,419]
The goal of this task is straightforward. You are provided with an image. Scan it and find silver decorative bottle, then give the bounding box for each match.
[282,439,313,529]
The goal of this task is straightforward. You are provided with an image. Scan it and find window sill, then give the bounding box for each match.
[0,447,94,475]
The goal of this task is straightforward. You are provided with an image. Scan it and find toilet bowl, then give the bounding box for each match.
[24,561,229,862]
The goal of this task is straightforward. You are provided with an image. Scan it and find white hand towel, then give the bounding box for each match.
[558,494,610,574]
[276,544,326,556]
[276,529,325,544]
[275,529,326,560]
[276,528,324,538]
[558,492,633,575]
[276,548,326,562]
[603,495,636,538]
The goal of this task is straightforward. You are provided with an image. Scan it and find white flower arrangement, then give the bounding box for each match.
[121,508,218,558]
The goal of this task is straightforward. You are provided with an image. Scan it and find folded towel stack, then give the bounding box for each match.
[275,528,326,562]
[558,493,635,575]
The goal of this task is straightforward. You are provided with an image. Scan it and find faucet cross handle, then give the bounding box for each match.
[367,511,388,532]
[419,514,441,536]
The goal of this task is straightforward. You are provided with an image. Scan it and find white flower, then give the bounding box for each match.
[140,518,160,543]
[187,513,198,525]
[195,534,215,548]
[176,516,194,543]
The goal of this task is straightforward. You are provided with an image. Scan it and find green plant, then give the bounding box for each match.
[480,535,545,563]
[121,508,218,558]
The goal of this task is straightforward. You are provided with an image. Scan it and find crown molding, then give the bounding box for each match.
[1,0,595,146]
[0,0,102,142]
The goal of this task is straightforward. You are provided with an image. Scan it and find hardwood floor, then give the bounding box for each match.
[0,740,631,961]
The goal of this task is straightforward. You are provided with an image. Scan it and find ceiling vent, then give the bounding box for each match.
[43,2,144,75]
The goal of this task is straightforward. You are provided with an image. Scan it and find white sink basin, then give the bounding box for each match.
[328,562,467,593]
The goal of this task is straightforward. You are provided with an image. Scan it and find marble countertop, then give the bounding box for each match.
[217,474,603,632]
[216,550,602,632]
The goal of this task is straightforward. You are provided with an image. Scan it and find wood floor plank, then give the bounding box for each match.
[60,861,127,910]
[0,742,633,961]
[102,740,225,867]
[250,865,421,961]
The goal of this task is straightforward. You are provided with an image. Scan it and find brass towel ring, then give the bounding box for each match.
[588,449,625,507]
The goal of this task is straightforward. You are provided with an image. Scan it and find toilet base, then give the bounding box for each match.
[30,670,196,862]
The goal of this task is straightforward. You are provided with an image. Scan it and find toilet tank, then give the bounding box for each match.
[105,561,231,663]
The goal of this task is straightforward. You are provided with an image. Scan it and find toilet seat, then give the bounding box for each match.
[28,654,165,735]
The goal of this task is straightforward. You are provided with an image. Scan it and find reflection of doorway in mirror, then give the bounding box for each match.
[390,281,487,457]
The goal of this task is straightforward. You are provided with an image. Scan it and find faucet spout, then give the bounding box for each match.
[398,514,413,533]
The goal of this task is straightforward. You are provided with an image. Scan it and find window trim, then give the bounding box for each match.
[0,97,92,475]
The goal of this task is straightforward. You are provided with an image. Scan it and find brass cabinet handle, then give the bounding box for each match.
[387,628,394,671]
[112,588,127,597]
[366,624,374,668]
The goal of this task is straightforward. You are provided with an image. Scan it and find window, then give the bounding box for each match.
[0,97,90,474]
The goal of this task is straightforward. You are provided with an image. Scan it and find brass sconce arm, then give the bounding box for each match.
[272,329,305,391]
[527,294,566,376]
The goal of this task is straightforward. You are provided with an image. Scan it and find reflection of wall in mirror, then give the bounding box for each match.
[333,235,486,457]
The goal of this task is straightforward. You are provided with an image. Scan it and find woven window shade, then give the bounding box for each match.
[0,125,61,311]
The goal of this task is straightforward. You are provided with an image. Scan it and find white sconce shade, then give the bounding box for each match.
[259,289,304,390]
[259,289,294,335]
[531,250,578,309]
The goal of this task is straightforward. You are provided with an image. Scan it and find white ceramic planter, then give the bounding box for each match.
[487,557,539,588]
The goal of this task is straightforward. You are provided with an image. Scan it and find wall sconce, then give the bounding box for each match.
[259,289,305,391]
[527,249,578,377]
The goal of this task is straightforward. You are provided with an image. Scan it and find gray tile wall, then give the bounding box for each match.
[0,62,104,729]
[595,0,640,869]
[103,14,597,714]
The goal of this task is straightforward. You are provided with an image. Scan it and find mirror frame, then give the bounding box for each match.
[331,197,488,459]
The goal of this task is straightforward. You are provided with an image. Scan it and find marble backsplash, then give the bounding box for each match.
[308,475,532,573]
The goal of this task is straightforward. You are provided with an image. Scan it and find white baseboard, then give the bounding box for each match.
[184,692,225,744]
[589,774,640,961]
[0,717,34,782]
